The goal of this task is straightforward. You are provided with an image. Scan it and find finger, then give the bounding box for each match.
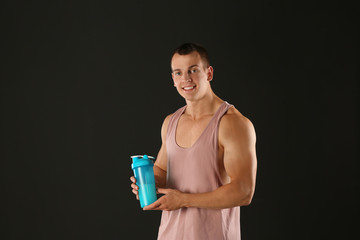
[143,199,162,211]
[130,176,136,183]
[132,189,139,200]
[143,203,161,211]
[156,188,168,194]
[131,183,139,190]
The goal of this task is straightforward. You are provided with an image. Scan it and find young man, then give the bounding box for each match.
[130,43,257,239]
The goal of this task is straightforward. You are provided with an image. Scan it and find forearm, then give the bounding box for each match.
[154,164,167,188]
[181,181,254,209]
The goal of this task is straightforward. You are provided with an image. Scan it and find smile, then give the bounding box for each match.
[182,85,196,91]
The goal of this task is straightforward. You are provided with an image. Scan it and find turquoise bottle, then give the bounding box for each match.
[131,155,157,208]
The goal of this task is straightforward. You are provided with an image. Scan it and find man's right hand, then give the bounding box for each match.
[130,176,139,200]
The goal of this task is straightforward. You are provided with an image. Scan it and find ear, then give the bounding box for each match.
[171,73,176,86]
[207,66,214,81]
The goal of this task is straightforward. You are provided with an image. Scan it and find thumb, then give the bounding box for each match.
[156,188,169,194]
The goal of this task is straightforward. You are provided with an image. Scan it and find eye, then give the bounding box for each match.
[190,69,198,73]
[174,71,181,76]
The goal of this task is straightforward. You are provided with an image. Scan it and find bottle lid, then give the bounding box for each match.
[131,155,155,159]
[131,154,155,169]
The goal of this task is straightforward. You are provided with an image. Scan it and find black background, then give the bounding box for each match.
[0,1,358,239]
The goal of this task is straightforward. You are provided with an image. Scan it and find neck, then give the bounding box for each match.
[184,91,223,119]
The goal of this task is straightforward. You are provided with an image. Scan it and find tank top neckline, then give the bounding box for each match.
[174,101,228,150]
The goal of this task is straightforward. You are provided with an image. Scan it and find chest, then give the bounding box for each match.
[175,115,213,148]
[173,114,230,185]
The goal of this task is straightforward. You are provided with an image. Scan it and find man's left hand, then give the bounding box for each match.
[143,188,185,211]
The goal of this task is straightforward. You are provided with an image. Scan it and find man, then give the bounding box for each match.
[130,43,257,239]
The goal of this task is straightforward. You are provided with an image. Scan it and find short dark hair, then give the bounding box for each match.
[171,42,210,67]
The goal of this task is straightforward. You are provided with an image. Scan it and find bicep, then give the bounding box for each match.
[154,143,167,171]
[154,114,172,172]
[221,117,257,186]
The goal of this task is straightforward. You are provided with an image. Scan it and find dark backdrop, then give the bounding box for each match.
[1,1,358,239]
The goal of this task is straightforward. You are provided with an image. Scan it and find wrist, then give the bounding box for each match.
[181,192,191,208]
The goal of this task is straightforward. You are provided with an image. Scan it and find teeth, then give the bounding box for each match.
[184,86,194,90]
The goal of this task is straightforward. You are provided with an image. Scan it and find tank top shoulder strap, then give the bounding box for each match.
[166,105,186,140]
[207,101,234,147]
[210,101,233,126]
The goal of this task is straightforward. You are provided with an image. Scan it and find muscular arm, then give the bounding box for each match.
[153,114,172,189]
[183,113,257,209]
[144,111,257,210]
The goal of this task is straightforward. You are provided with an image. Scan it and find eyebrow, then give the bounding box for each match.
[172,65,200,72]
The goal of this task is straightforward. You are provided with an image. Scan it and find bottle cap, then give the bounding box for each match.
[131,155,155,169]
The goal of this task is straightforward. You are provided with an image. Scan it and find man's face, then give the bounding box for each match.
[171,51,213,102]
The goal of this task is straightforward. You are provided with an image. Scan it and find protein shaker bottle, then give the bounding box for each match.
[131,154,157,208]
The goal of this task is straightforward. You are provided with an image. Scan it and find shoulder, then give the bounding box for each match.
[162,113,173,129]
[221,106,254,131]
[161,105,184,128]
[219,106,256,145]
[159,113,173,142]
[160,104,184,141]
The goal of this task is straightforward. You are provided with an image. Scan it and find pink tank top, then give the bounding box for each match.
[157,101,241,240]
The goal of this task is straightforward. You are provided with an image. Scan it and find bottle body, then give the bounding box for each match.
[131,155,157,208]
[133,165,157,208]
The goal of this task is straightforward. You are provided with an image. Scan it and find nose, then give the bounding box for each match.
[181,72,192,82]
